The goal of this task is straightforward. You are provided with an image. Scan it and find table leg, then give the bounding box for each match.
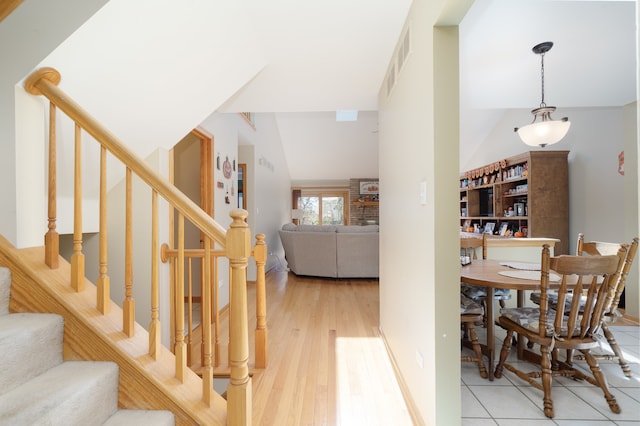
[517,289,525,359]
[485,287,494,381]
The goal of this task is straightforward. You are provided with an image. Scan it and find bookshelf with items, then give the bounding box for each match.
[459,150,569,254]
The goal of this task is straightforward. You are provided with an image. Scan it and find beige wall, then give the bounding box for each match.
[377,1,471,423]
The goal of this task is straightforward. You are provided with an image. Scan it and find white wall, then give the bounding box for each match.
[249,113,294,271]
[377,1,470,424]
[199,113,292,285]
[0,0,108,247]
[625,102,639,317]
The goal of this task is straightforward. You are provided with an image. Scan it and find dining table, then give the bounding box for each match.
[460,258,571,380]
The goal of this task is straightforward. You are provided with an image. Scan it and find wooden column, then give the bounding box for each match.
[226,209,252,425]
[97,146,110,313]
[44,102,59,268]
[201,237,213,405]
[123,168,135,336]
[24,68,61,269]
[175,213,187,382]
[149,190,161,359]
[70,123,84,291]
[253,233,268,368]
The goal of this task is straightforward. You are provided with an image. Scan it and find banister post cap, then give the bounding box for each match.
[24,67,61,95]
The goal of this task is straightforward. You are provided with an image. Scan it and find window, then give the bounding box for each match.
[295,189,349,225]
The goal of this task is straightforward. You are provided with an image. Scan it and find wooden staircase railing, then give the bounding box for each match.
[160,232,268,372]
[23,67,266,425]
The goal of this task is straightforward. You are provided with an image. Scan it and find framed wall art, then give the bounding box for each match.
[359,181,379,195]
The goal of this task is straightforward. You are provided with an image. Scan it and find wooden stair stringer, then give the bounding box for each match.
[0,236,227,426]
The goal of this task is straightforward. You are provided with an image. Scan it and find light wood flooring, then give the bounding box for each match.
[218,268,414,426]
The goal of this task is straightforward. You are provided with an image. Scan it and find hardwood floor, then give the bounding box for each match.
[219,268,414,425]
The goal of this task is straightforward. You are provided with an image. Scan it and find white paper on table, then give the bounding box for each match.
[498,269,560,282]
[499,261,541,271]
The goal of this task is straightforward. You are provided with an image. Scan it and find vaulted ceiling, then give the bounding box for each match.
[219,0,636,181]
[12,0,636,183]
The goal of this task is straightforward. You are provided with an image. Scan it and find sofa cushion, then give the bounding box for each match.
[278,229,338,278]
[282,223,298,231]
[335,225,379,233]
[336,232,379,278]
[298,224,338,232]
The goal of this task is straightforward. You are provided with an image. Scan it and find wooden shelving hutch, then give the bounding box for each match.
[460,151,569,255]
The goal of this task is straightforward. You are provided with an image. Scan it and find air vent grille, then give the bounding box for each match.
[386,24,411,97]
[386,63,396,97]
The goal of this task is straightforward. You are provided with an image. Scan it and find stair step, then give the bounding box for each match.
[103,409,175,426]
[0,267,10,315]
[0,312,63,396]
[0,360,119,426]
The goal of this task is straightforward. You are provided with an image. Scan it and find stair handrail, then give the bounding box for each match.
[24,68,227,249]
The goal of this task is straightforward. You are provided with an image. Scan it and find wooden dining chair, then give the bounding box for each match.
[570,234,639,376]
[460,233,486,261]
[460,294,488,378]
[495,244,627,418]
[530,233,639,376]
[460,233,511,319]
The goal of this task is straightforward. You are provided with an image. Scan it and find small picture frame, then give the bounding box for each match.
[484,222,495,234]
[499,222,509,236]
[462,219,471,230]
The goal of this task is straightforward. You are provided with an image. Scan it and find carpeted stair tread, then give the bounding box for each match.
[0,267,11,315]
[0,360,119,426]
[0,312,63,396]
[103,409,175,425]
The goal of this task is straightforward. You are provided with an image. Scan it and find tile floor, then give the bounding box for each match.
[461,325,640,425]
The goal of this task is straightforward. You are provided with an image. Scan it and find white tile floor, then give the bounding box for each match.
[462,325,640,425]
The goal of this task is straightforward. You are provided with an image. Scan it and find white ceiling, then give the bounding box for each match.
[220,0,636,182]
[218,0,413,183]
[23,0,635,184]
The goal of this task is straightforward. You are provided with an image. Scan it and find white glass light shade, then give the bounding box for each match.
[516,106,570,148]
[517,120,571,147]
[291,209,303,220]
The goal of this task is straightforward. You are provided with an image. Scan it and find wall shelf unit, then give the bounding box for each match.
[353,201,379,207]
[459,150,569,254]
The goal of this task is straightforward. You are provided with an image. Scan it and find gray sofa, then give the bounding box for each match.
[278,223,379,278]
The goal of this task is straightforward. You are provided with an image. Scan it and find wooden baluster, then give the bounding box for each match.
[97,146,110,314]
[170,250,176,352]
[44,102,59,269]
[149,190,161,359]
[175,213,187,382]
[201,237,213,405]
[70,123,84,291]
[123,168,135,336]
[187,258,193,365]
[226,209,252,425]
[213,254,220,367]
[254,233,268,368]
[228,264,232,367]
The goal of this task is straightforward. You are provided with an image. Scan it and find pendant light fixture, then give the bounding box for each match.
[515,41,570,148]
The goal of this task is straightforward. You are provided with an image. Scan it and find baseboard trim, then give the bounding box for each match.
[379,328,425,426]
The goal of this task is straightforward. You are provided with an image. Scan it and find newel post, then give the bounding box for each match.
[226,209,252,425]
